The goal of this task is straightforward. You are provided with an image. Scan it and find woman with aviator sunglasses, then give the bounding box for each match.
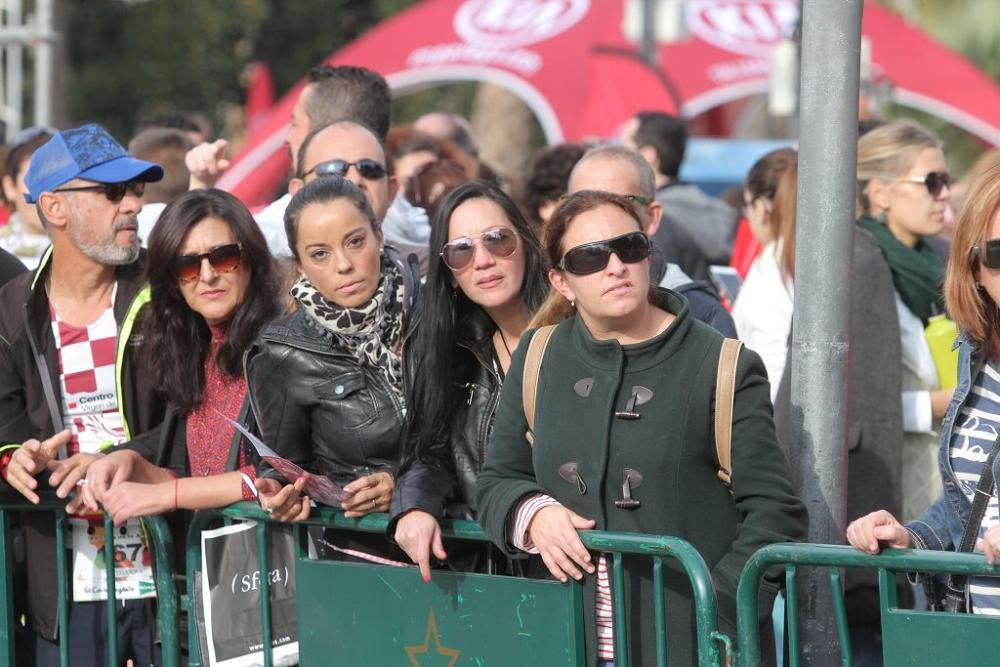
[73,188,309,524]
[476,190,806,666]
[390,180,547,581]
[848,163,1000,613]
[856,120,956,524]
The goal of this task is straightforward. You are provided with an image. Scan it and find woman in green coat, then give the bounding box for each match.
[476,190,807,666]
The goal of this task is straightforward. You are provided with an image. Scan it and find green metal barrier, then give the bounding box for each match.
[185,502,732,667]
[735,543,1000,667]
[0,493,180,667]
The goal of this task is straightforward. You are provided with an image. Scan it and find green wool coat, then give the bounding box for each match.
[476,288,808,666]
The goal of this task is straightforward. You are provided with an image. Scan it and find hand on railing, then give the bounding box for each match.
[976,526,1000,564]
[4,429,72,504]
[341,471,394,518]
[528,505,596,583]
[47,452,100,500]
[394,510,447,583]
[846,509,912,554]
[256,477,310,522]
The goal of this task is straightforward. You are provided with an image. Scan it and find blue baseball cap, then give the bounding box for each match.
[23,123,163,204]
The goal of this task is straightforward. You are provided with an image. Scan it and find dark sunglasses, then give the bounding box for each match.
[303,158,387,181]
[557,231,651,275]
[174,243,243,283]
[53,180,146,202]
[974,239,1000,270]
[440,227,518,271]
[904,171,952,198]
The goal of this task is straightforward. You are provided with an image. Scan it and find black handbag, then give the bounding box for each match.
[927,432,1000,613]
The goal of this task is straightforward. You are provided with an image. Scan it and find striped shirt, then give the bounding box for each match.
[512,494,615,660]
[949,361,1000,614]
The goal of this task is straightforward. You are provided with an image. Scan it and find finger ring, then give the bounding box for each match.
[264,506,274,515]
[371,499,377,509]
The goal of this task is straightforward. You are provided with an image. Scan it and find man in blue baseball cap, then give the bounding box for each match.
[0,123,166,665]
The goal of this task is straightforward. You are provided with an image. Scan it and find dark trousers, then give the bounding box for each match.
[33,599,160,667]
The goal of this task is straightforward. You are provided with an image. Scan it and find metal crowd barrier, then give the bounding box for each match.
[185,502,731,667]
[736,543,1000,667]
[0,492,180,667]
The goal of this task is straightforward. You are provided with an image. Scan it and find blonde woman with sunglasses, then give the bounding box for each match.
[856,120,955,524]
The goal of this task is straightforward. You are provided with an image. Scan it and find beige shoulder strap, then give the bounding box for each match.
[522,325,557,446]
[714,338,743,491]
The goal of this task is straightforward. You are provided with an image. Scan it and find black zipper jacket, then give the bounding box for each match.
[390,308,500,527]
[0,248,164,640]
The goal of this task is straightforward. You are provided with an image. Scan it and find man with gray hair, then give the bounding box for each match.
[568,144,736,337]
[0,123,165,665]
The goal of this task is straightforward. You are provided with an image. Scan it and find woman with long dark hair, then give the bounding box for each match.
[75,189,308,521]
[390,180,547,580]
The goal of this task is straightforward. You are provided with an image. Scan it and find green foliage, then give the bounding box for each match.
[65,0,419,141]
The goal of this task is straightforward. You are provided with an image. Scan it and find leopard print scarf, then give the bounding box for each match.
[290,256,406,402]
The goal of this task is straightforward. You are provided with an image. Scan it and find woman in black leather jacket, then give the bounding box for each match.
[390,180,547,579]
[246,177,419,561]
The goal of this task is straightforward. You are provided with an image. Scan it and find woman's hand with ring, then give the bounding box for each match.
[342,471,394,517]
[256,478,310,522]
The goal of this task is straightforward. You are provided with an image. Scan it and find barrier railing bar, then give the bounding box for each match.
[206,504,727,666]
[0,498,176,666]
[612,551,629,667]
[828,569,850,667]
[54,512,68,667]
[103,513,119,667]
[144,515,180,667]
[0,511,14,667]
[785,564,798,667]
[184,505,219,667]
[653,556,668,666]
[737,543,1000,666]
[257,521,274,667]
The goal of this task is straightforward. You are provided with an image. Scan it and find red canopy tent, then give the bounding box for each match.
[219,0,1000,207]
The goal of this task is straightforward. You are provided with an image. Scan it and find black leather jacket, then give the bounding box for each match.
[391,309,500,524]
[246,249,419,489]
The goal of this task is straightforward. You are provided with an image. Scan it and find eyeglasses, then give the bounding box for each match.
[303,159,387,181]
[623,194,650,206]
[174,243,243,283]
[53,180,146,202]
[440,227,518,271]
[974,239,1000,270]
[557,231,651,275]
[903,171,952,198]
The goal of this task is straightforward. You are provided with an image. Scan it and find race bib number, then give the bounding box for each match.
[71,517,156,602]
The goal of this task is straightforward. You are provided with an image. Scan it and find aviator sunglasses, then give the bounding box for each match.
[303,158,387,181]
[903,171,952,198]
[175,243,243,283]
[557,231,652,275]
[440,227,518,271]
[53,180,146,203]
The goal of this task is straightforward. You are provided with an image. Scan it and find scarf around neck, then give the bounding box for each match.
[857,214,945,325]
[289,255,406,401]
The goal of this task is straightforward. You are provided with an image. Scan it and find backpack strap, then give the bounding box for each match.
[521,325,557,446]
[714,338,743,491]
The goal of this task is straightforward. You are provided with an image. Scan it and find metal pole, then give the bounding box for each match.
[33,0,52,127]
[640,0,656,66]
[789,0,863,664]
[7,0,22,135]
